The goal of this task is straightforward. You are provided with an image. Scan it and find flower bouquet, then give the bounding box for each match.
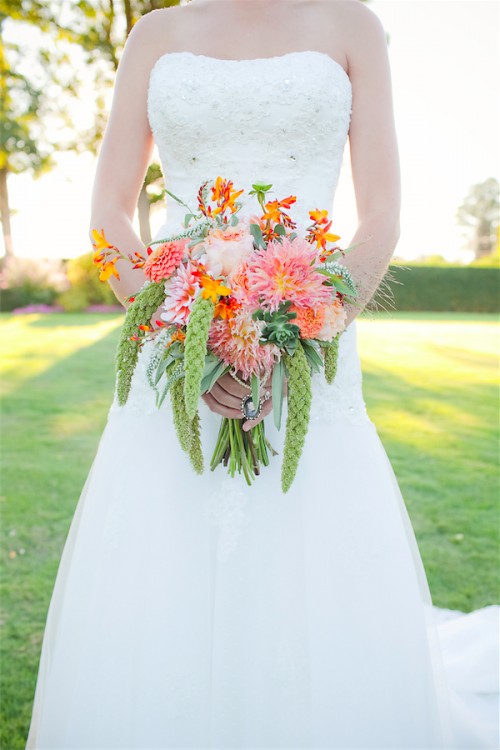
[91,177,363,491]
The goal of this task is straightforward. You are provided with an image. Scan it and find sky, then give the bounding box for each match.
[4,0,499,262]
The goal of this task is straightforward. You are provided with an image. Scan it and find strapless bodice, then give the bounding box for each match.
[109,49,370,429]
[146,50,352,236]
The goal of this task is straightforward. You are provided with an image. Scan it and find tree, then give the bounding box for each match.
[456,178,500,260]
[0,0,182,259]
[1,0,373,258]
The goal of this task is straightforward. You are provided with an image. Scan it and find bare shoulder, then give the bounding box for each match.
[329,1,388,74]
[122,6,184,65]
[327,0,385,30]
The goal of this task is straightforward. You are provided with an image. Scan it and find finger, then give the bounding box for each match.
[202,392,242,419]
[209,381,242,410]
[217,372,251,398]
[242,396,273,431]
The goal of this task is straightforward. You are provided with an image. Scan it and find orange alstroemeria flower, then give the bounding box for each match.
[309,209,331,226]
[307,220,341,250]
[99,258,120,282]
[199,275,232,304]
[214,296,240,320]
[167,329,186,346]
[211,176,244,216]
[261,195,297,228]
[91,228,114,252]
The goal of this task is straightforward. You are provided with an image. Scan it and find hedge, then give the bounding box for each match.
[385,265,499,312]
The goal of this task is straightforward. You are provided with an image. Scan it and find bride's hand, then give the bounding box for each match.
[201,371,274,431]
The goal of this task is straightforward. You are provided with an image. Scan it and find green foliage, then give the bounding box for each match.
[281,341,312,493]
[115,281,165,406]
[387,265,499,312]
[183,295,214,421]
[321,335,340,384]
[456,177,499,260]
[318,261,357,298]
[170,377,203,473]
[0,255,67,311]
[55,252,118,312]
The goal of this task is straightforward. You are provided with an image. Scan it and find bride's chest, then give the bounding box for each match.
[147,50,352,145]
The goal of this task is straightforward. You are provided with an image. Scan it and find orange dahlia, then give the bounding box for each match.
[289,304,326,339]
[143,239,189,282]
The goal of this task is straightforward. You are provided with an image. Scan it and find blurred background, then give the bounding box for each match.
[0,1,498,747]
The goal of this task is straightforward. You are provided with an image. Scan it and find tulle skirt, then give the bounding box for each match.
[26,322,498,749]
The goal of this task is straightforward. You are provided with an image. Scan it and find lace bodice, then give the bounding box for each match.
[109,49,371,428]
[146,50,352,234]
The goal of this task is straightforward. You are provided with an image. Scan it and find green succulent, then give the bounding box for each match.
[253,300,300,354]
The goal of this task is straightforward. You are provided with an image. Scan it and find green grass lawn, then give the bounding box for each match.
[1,311,498,748]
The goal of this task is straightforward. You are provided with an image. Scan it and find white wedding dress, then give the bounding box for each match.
[26,50,498,749]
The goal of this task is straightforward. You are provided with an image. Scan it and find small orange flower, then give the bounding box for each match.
[91,228,114,252]
[168,329,186,346]
[199,275,232,304]
[261,195,297,227]
[309,209,330,225]
[98,258,120,282]
[214,296,240,320]
[307,220,341,250]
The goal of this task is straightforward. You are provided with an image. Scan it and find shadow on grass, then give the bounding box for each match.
[1,324,123,750]
[1,312,498,749]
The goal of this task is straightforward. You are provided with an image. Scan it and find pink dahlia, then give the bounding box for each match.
[160,261,201,325]
[208,309,279,381]
[245,236,331,312]
[143,238,189,282]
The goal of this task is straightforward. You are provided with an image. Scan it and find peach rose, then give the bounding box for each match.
[200,219,254,277]
[316,298,347,341]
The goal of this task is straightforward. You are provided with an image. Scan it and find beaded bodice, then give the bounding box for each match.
[109,49,371,428]
[146,50,353,234]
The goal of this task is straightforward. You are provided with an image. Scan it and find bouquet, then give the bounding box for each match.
[91,177,363,491]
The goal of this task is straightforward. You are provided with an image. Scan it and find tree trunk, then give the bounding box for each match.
[123,0,133,35]
[474,219,494,259]
[0,167,13,258]
[138,185,152,246]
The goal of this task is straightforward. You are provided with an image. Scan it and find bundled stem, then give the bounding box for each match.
[115,281,165,406]
[281,340,312,493]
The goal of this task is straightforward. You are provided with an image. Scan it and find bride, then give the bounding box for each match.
[26,0,498,747]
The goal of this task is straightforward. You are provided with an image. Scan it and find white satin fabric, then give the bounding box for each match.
[26,50,498,748]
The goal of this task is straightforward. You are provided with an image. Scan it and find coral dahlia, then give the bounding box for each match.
[208,309,279,381]
[289,304,326,339]
[143,239,189,282]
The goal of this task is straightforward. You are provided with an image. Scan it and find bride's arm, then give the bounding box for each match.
[88,13,161,310]
[341,7,402,325]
